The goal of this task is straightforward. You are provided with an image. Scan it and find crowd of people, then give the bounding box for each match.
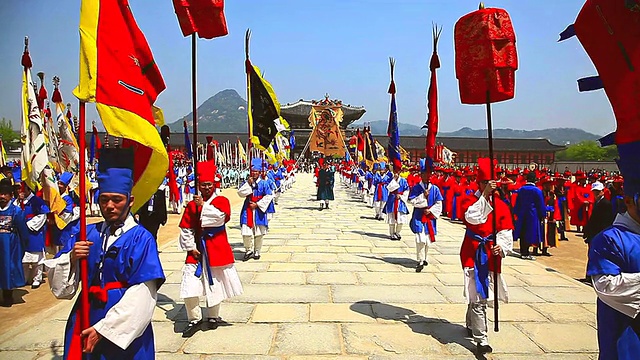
[0,147,637,357]
[312,156,630,354]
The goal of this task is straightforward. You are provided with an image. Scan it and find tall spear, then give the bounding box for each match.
[424,24,442,161]
[454,2,518,332]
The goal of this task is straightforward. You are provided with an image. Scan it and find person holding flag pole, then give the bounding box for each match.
[383,58,410,241]
[46,0,169,357]
[454,4,518,353]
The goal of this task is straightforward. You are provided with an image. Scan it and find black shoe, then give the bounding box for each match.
[326,204,329,209]
[559,237,569,241]
[319,205,324,211]
[182,321,202,338]
[31,282,41,289]
[416,262,424,273]
[390,234,399,240]
[253,253,261,260]
[203,319,219,331]
[395,233,402,240]
[243,251,254,262]
[477,344,493,354]
[541,251,552,257]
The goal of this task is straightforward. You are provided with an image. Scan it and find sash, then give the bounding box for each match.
[246,195,263,228]
[376,183,384,201]
[421,209,437,242]
[194,226,225,286]
[465,229,494,300]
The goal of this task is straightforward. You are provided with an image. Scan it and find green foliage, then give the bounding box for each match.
[555,140,617,161]
[0,118,19,148]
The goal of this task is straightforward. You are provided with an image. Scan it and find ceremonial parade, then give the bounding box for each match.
[0,0,638,359]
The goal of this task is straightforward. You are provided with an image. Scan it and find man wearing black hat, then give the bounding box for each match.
[46,148,165,358]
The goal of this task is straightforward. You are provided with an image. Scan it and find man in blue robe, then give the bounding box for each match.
[0,178,25,306]
[237,159,273,261]
[16,184,50,289]
[587,141,640,360]
[52,172,80,252]
[408,159,443,272]
[513,172,546,259]
[46,148,165,359]
[383,170,410,240]
[373,162,392,220]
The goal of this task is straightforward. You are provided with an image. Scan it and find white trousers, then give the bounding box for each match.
[23,263,43,284]
[466,300,489,346]
[184,297,221,323]
[243,235,264,255]
[373,201,384,217]
[416,241,430,263]
[388,224,403,237]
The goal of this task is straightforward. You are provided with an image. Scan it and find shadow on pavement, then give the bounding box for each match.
[357,255,417,269]
[349,230,390,240]
[350,301,486,359]
[287,206,322,211]
[49,341,63,360]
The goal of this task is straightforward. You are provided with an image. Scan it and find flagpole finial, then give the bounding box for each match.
[37,71,45,83]
[67,103,72,111]
[24,36,29,49]
[52,76,60,88]
[479,2,485,9]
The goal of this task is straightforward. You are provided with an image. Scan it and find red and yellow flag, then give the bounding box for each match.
[73,0,168,212]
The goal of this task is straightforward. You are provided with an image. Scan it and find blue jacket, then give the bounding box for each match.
[239,179,272,227]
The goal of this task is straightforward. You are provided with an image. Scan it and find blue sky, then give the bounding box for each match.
[0,0,615,135]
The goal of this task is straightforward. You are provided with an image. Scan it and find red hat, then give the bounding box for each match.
[477,158,497,182]
[614,176,624,184]
[197,160,217,183]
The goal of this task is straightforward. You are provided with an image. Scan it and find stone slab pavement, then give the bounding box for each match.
[0,173,599,359]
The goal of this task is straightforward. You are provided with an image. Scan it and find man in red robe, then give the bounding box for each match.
[178,160,243,337]
[459,158,514,354]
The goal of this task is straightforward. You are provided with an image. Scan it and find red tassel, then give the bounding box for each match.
[52,88,63,104]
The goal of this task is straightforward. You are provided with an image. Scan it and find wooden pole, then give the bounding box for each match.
[78,101,90,352]
[486,90,499,332]
[191,34,198,189]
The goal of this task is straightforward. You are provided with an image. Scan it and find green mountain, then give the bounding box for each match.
[169,89,248,132]
[353,120,600,145]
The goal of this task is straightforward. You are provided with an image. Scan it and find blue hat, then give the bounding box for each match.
[97,147,135,195]
[58,172,74,187]
[251,158,263,171]
[616,140,640,198]
[419,158,434,174]
[11,167,21,183]
[380,161,387,169]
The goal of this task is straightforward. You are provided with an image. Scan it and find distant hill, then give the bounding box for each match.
[351,120,600,145]
[169,89,247,133]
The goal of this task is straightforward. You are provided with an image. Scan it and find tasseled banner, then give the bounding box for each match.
[387,57,396,95]
[37,72,47,111]
[21,37,32,69]
[51,81,63,104]
[72,116,79,137]
[113,137,120,148]
[104,132,110,148]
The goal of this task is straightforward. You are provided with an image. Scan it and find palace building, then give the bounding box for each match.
[88,95,566,167]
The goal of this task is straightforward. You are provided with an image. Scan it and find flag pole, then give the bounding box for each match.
[245,29,252,157]
[78,101,90,350]
[191,34,199,190]
[485,89,499,332]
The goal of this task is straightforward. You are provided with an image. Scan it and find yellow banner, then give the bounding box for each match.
[308,106,345,157]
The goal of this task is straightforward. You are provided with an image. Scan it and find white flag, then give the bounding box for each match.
[21,68,48,190]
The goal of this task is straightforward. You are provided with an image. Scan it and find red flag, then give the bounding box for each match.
[92,123,102,159]
[425,25,442,160]
[356,128,364,152]
[172,0,228,39]
[74,0,168,214]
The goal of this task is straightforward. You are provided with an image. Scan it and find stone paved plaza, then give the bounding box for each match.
[0,173,599,359]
